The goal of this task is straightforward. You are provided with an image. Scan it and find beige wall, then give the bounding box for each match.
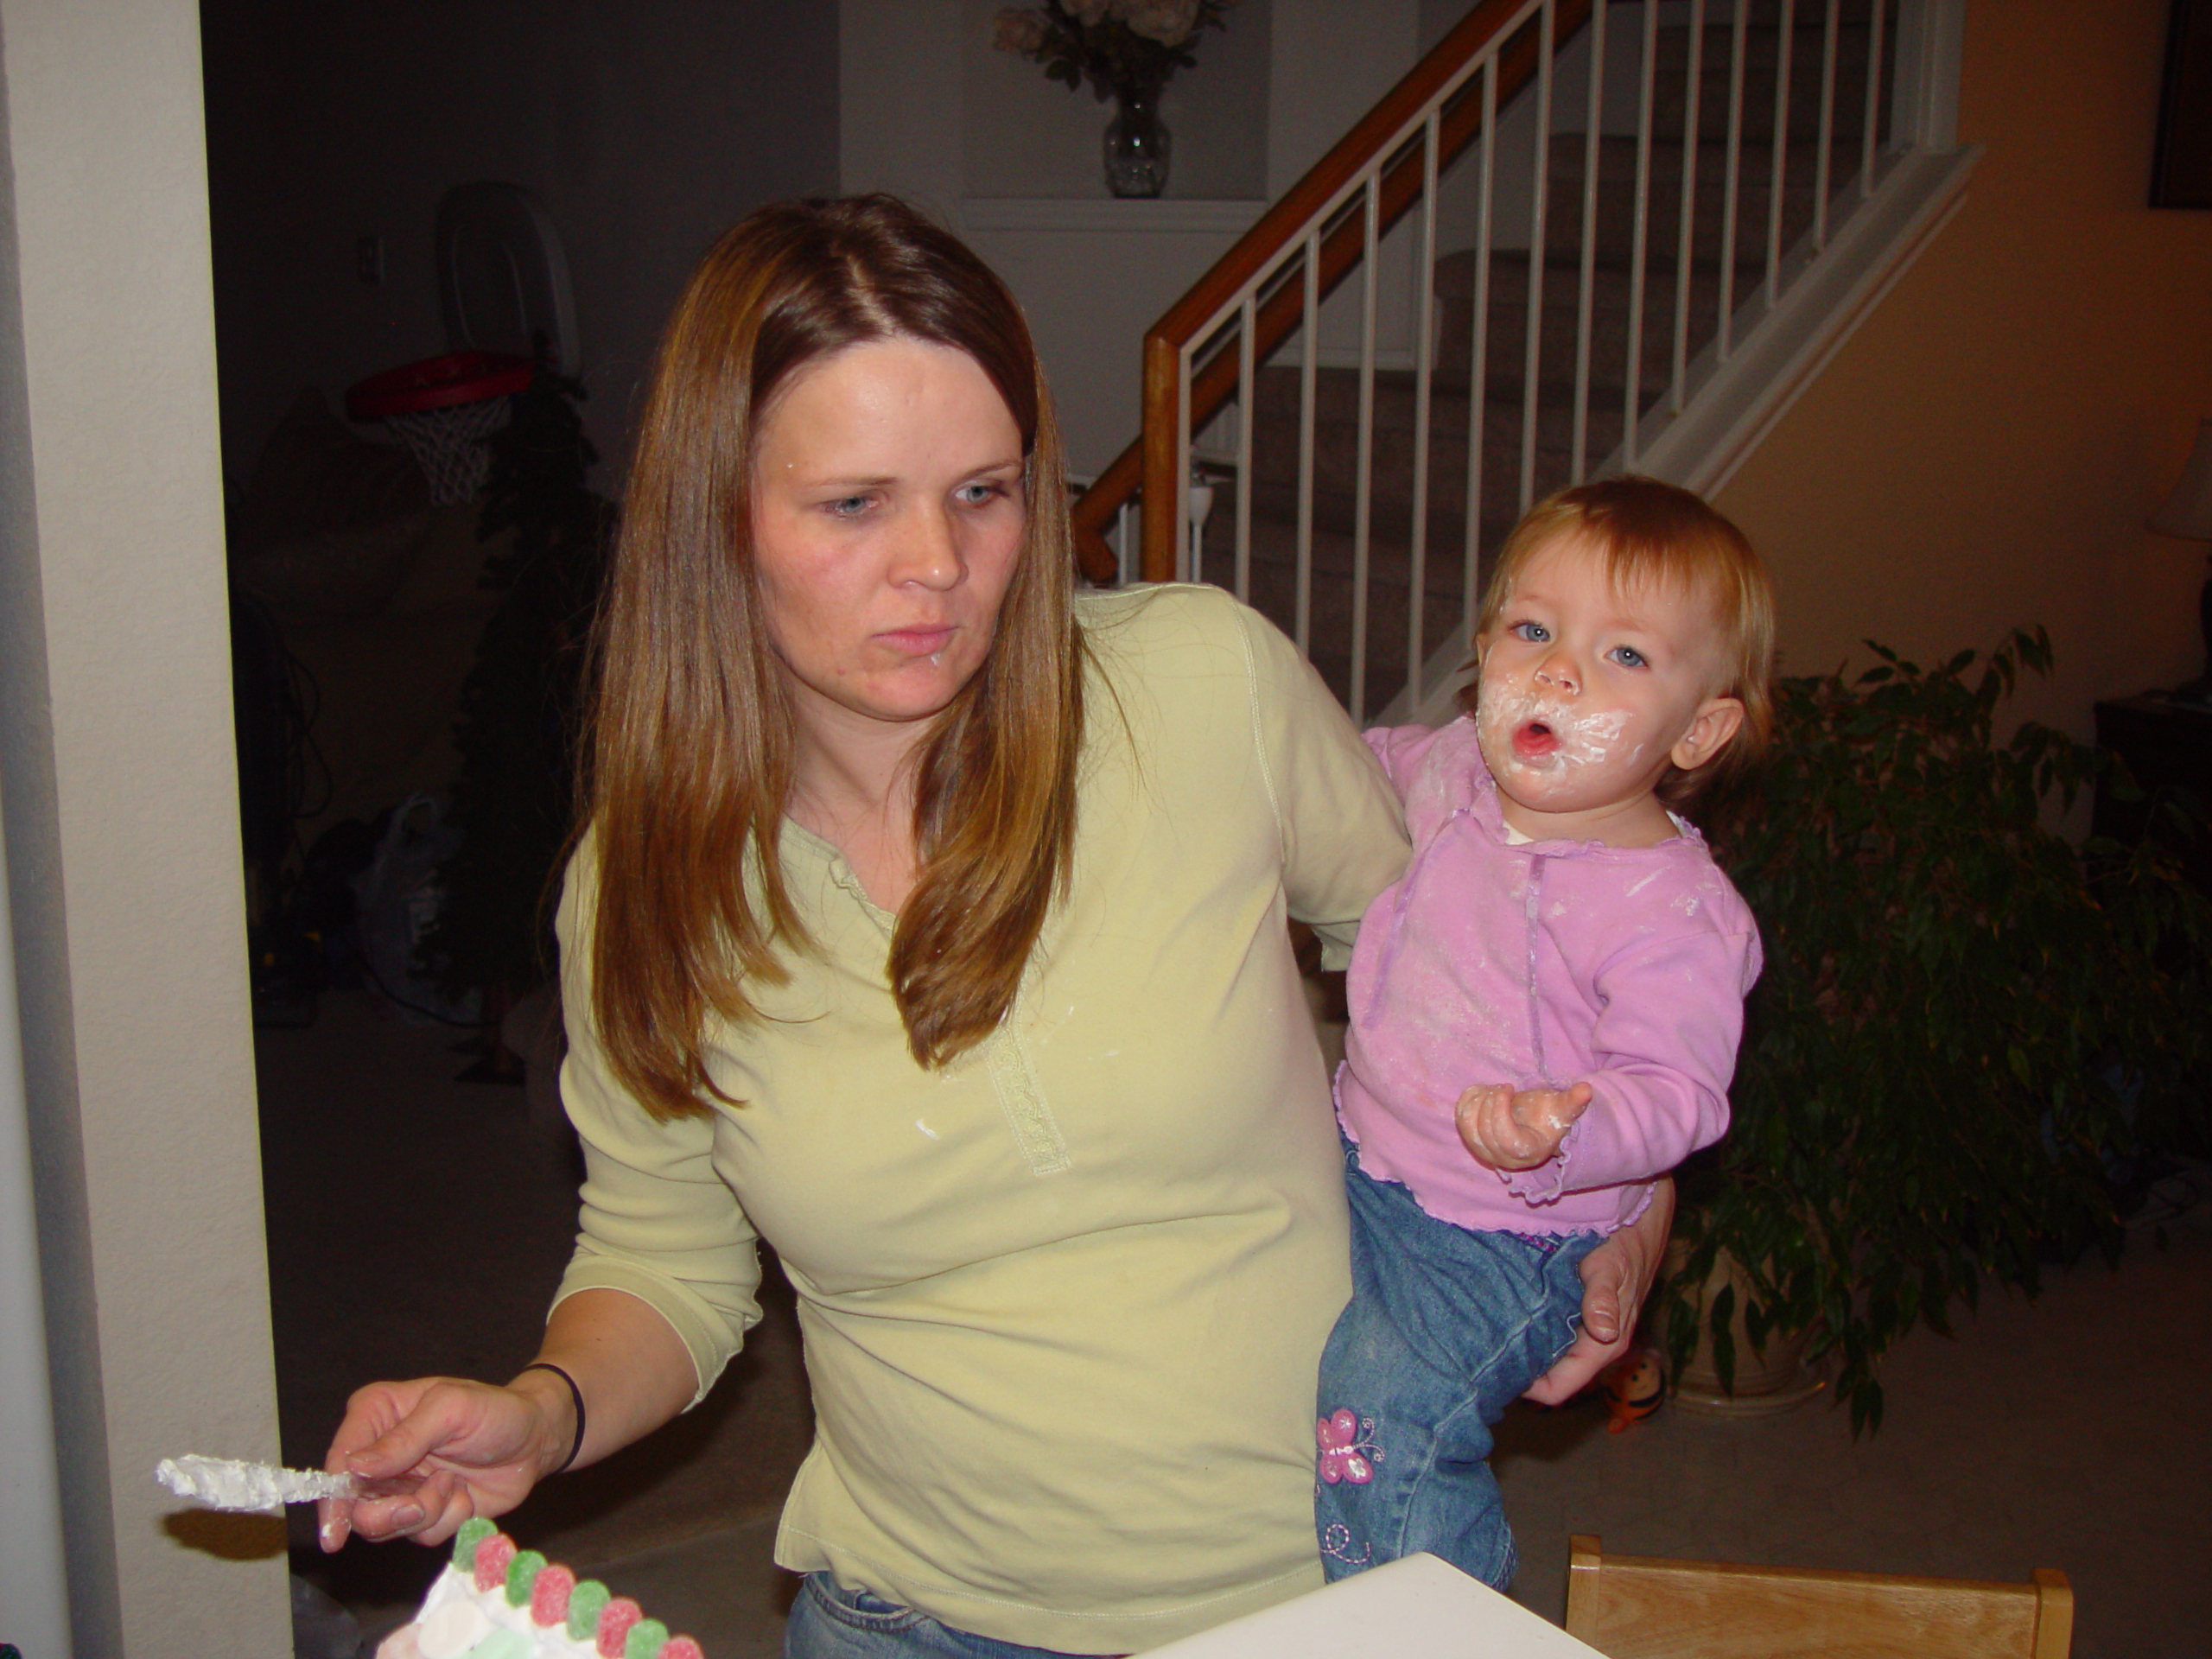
[963,0,1274,200]
[1715,0,2212,741]
[843,0,1433,475]
[0,0,289,1652]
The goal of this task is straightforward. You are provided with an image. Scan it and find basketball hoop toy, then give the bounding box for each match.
[346,351,534,505]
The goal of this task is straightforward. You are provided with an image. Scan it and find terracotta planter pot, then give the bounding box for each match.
[1662,1242,1824,1417]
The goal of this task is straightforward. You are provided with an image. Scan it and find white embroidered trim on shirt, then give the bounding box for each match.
[986,1020,1071,1176]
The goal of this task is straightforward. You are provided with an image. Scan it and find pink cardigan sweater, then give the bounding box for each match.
[1336,717,1762,1236]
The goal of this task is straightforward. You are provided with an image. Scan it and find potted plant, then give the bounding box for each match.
[423,362,611,1071]
[1666,628,2212,1430]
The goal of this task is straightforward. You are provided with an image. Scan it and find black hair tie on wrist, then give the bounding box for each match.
[519,1362,586,1473]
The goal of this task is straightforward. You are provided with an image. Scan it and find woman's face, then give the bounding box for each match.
[749,336,1027,747]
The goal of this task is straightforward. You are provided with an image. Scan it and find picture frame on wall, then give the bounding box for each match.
[2154,0,2212,207]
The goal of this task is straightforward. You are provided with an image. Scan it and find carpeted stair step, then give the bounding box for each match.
[1189,497,1484,716]
[1545,131,1838,269]
[1433,247,1738,403]
[1648,20,1885,149]
[1249,363,1630,537]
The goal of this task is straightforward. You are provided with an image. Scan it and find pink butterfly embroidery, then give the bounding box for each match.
[1315,1408,1381,1484]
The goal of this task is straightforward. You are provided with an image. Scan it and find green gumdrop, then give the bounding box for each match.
[567,1579,611,1643]
[452,1516,496,1572]
[625,1618,670,1659]
[505,1548,546,1606]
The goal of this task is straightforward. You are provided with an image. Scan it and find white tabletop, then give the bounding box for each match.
[1140,1554,1608,1658]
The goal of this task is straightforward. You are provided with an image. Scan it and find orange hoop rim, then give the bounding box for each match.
[346,351,534,421]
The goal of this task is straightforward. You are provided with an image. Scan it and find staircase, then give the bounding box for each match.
[1074,0,1976,725]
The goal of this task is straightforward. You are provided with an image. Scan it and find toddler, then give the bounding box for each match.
[1314,476,1774,1587]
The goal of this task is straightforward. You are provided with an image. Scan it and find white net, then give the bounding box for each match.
[386,395,513,505]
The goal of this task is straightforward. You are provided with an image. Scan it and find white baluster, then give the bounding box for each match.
[1862,0,1888,199]
[1465,55,1497,648]
[1719,0,1749,359]
[1815,0,1840,250]
[1236,295,1255,603]
[1767,0,1796,310]
[1187,467,1217,579]
[1521,0,1556,514]
[1175,341,1193,582]
[1626,0,1659,467]
[1409,109,1441,713]
[1572,0,1607,482]
[1671,0,1707,416]
[1353,178,1380,723]
[1298,232,1319,656]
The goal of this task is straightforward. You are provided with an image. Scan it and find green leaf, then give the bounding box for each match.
[1694,624,2212,1434]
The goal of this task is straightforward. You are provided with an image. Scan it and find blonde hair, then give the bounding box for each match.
[583,196,1086,1120]
[1465,475,1775,804]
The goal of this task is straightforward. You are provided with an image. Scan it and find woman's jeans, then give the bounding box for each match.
[1313,1142,1599,1590]
[785,1573,1102,1659]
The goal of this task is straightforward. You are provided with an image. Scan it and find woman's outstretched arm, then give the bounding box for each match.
[317,1288,697,1551]
[1521,1176,1673,1405]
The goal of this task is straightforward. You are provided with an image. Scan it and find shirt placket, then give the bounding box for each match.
[823,851,1071,1178]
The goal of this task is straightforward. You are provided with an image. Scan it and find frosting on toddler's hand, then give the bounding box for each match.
[1454,1080,1592,1170]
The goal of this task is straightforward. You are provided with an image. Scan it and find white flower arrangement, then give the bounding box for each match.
[993,0,1237,99]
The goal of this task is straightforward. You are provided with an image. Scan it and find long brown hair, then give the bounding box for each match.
[583,196,1086,1120]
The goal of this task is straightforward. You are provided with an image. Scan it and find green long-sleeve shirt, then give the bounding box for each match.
[551,584,1409,1653]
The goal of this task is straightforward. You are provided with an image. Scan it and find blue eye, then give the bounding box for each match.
[824,494,871,518]
[1511,620,1550,644]
[957,481,1006,507]
[1610,645,1648,669]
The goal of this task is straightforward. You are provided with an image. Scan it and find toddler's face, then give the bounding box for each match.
[1473,531,1742,843]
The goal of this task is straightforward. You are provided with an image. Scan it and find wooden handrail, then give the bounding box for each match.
[1070,0,1592,583]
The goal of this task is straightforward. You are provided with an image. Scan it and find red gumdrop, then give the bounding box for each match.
[473,1533,517,1595]
[531,1562,575,1627]
[658,1637,706,1659]
[596,1597,644,1658]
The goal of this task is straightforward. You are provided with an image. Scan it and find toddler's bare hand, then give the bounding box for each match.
[1455,1080,1593,1171]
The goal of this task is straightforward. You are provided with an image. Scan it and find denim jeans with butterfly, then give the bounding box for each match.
[1313,1137,1600,1589]
[785,1574,1096,1659]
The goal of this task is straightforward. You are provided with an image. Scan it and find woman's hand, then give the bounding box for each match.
[319,1291,699,1553]
[317,1370,574,1553]
[1520,1175,1674,1405]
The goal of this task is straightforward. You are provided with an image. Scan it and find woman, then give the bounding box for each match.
[320,196,1668,1657]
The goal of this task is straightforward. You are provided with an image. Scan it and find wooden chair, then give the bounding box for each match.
[1564,1534,2073,1659]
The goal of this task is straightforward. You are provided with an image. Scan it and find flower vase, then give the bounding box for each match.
[1103,86,1171,199]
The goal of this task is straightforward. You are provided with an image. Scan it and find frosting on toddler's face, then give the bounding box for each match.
[1473,531,1743,846]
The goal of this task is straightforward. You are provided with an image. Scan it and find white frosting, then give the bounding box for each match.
[1476,683,1636,775]
[419,1599,496,1659]
[532,1621,601,1659]
[398,1546,693,1659]
[412,1561,600,1659]
[155,1454,356,1511]
[416,1568,473,1623]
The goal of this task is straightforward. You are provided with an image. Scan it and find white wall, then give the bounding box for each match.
[0,798,66,1659]
[845,0,1435,476]
[1715,0,2212,742]
[963,0,1272,200]
[842,0,969,218]
[203,0,842,481]
[0,0,289,1651]
[963,199,1270,474]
